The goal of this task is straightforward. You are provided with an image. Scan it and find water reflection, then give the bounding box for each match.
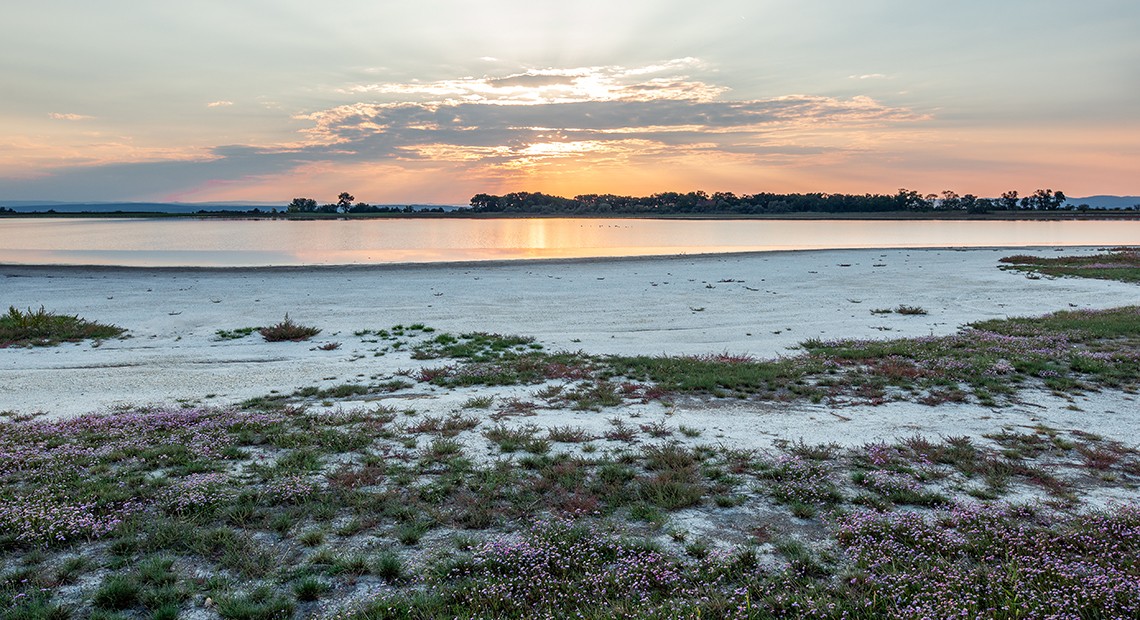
[1,218,1138,267]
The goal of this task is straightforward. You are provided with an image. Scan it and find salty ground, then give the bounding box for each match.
[5,246,1140,451]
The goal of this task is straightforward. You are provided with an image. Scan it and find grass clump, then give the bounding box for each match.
[92,575,140,610]
[638,476,703,509]
[373,551,405,582]
[0,306,125,347]
[216,587,293,620]
[412,332,538,362]
[461,395,495,409]
[259,315,320,342]
[396,521,429,546]
[214,327,260,341]
[607,353,802,400]
[291,577,328,602]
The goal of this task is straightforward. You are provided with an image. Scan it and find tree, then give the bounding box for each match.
[999,190,1019,211]
[971,197,996,213]
[337,192,355,213]
[895,189,930,211]
[938,190,961,210]
[469,193,500,212]
[287,197,317,212]
[1024,189,1066,210]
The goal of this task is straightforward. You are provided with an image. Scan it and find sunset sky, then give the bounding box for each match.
[2,0,1137,204]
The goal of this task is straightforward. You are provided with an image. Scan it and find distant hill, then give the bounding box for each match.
[1067,196,1140,209]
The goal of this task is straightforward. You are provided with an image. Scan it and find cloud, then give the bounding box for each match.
[486,74,577,89]
[293,94,924,171]
[3,60,929,201]
[206,101,234,107]
[851,74,887,79]
[298,61,923,174]
[48,113,93,120]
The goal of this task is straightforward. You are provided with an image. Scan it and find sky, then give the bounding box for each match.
[1,0,1138,205]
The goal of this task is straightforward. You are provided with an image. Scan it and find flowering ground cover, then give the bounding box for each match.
[2,396,1139,620]
[999,247,1140,283]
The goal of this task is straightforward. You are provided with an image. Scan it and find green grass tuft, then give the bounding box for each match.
[0,306,125,347]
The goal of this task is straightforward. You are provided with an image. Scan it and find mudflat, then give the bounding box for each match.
[4,247,1138,449]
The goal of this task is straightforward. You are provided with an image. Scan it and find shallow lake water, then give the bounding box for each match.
[2,217,1139,267]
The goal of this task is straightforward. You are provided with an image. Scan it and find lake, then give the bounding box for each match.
[1,217,1139,267]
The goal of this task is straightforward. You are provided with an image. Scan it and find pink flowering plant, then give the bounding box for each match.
[0,406,284,549]
[155,472,238,515]
[754,454,842,506]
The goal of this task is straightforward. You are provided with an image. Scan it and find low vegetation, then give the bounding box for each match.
[0,305,125,347]
[260,315,321,342]
[239,307,1140,412]
[893,304,927,315]
[1,404,1137,619]
[520,306,1140,406]
[215,327,261,340]
[1000,246,1140,283]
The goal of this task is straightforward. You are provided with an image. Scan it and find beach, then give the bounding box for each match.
[5,246,1140,453]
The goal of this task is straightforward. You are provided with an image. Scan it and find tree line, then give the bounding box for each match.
[467,189,1077,215]
[287,193,445,214]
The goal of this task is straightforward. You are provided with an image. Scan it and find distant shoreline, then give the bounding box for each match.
[6,210,1140,222]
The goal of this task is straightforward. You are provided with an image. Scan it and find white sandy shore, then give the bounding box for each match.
[4,247,1140,467]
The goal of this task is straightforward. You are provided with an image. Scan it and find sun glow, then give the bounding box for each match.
[346,58,726,106]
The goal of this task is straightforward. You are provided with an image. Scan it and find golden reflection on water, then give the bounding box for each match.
[1,218,1139,267]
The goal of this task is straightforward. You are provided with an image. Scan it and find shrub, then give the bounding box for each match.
[259,315,320,342]
[547,426,594,443]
